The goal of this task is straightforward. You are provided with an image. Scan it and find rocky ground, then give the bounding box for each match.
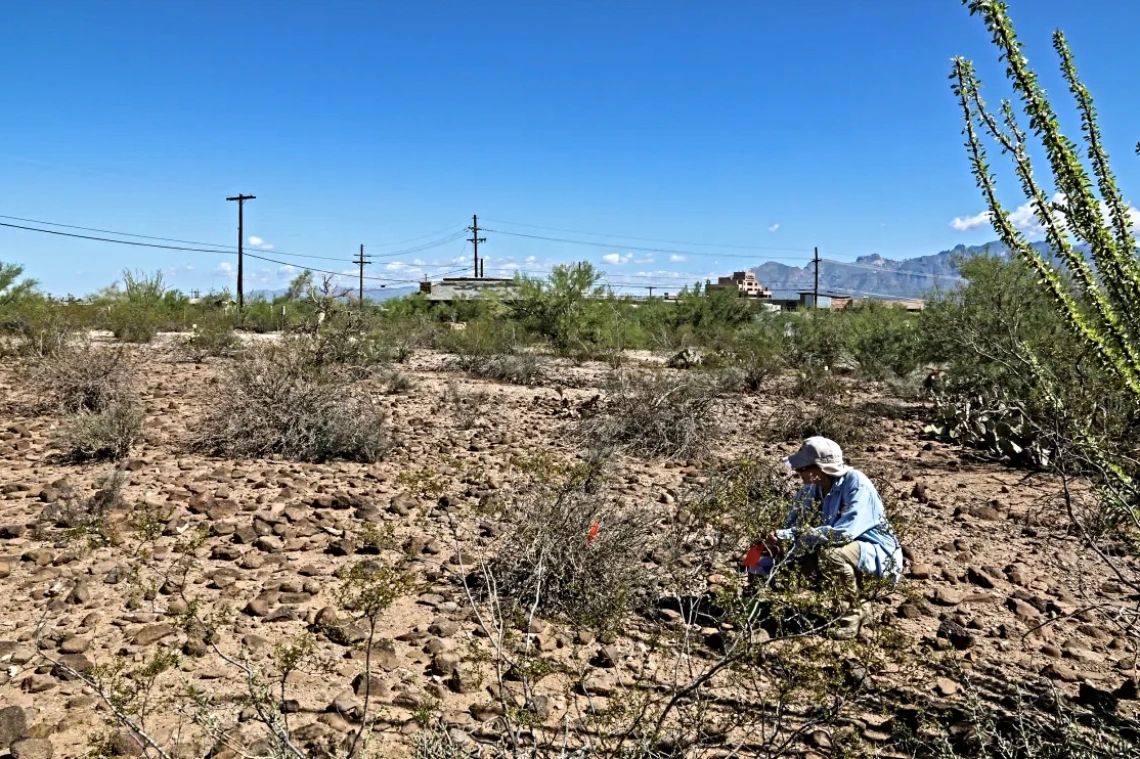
[0,337,1137,758]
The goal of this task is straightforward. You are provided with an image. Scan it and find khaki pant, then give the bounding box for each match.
[808,541,863,604]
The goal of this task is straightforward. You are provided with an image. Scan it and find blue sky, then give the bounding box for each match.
[1,0,1138,296]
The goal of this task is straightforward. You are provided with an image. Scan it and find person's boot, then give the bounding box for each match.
[828,602,872,641]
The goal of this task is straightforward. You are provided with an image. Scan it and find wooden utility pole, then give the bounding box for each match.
[647,286,655,298]
[467,215,486,278]
[226,194,255,309]
[813,246,820,309]
[353,244,371,306]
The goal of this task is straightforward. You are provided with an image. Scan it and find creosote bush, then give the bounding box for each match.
[34,342,136,413]
[577,369,727,459]
[189,345,389,463]
[53,402,144,463]
[482,462,659,633]
[182,315,240,363]
[763,400,881,449]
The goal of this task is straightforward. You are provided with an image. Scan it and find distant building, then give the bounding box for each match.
[421,277,519,302]
[707,271,772,299]
[799,292,851,310]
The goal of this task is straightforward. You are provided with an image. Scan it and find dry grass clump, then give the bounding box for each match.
[188,346,389,463]
[34,342,135,413]
[763,400,881,449]
[576,369,726,459]
[52,402,144,462]
[452,351,548,386]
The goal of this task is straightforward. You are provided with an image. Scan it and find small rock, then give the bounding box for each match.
[933,678,959,697]
[930,588,964,607]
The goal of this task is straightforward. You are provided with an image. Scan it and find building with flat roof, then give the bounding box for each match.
[421,277,519,302]
[707,271,772,299]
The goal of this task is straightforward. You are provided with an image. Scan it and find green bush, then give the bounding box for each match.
[843,302,921,380]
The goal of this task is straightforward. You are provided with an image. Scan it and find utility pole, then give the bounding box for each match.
[479,259,485,278]
[467,215,485,278]
[226,194,255,309]
[813,246,820,309]
[353,244,371,306]
[647,286,655,299]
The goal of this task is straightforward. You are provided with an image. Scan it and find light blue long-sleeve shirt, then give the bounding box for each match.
[772,469,904,581]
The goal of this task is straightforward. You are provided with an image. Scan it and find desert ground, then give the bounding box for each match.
[0,335,1137,758]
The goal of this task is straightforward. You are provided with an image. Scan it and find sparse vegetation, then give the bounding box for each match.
[577,369,728,459]
[53,401,144,462]
[188,345,390,462]
[34,342,136,413]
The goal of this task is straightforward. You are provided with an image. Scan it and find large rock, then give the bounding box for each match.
[10,738,53,759]
[132,624,175,646]
[0,706,28,750]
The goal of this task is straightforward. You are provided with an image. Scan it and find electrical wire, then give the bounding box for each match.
[481,217,814,253]
[481,228,813,262]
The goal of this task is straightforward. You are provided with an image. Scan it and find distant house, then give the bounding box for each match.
[707,271,772,299]
[799,292,851,310]
[421,277,519,302]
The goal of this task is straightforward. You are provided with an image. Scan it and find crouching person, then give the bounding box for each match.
[750,436,904,640]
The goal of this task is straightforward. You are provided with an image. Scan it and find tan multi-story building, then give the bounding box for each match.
[707,271,772,298]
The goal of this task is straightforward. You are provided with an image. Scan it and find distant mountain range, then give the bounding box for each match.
[750,240,1055,300]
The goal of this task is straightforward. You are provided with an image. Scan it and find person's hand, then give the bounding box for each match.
[763,531,781,554]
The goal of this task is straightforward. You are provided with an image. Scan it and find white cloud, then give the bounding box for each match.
[669,254,688,263]
[214,262,234,275]
[768,223,780,233]
[602,253,634,265]
[247,236,275,250]
[951,195,1140,239]
[525,256,536,264]
[950,211,993,232]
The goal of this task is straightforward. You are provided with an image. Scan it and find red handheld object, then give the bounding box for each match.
[742,544,767,570]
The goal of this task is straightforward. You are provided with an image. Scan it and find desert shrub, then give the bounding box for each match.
[789,365,846,403]
[763,400,880,448]
[484,472,659,632]
[577,369,727,459]
[784,310,847,370]
[35,342,135,413]
[843,302,922,380]
[283,312,393,376]
[53,402,144,462]
[188,346,389,463]
[108,303,163,343]
[182,314,239,363]
[679,458,799,552]
[509,263,629,357]
[454,351,547,386]
[38,470,126,545]
[440,381,489,430]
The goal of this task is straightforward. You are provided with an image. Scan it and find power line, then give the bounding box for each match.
[364,222,468,247]
[481,227,813,262]
[481,217,813,253]
[0,215,468,264]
